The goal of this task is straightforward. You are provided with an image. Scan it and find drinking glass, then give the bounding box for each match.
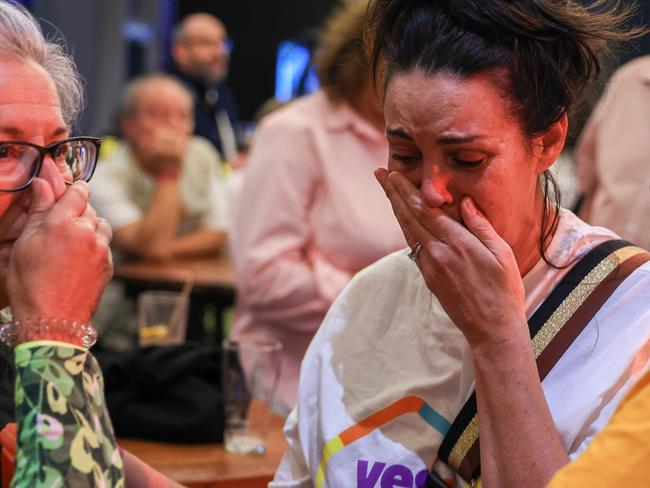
[137,290,189,347]
[222,338,282,454]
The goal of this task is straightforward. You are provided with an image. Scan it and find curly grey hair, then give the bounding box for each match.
[0,1,83,126]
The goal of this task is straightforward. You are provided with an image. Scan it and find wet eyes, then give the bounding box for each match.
[390,153,420,164]
[452,157,484,168]
[389,153,485,169]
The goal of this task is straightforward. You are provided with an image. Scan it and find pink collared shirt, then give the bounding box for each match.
[231,91,405,412]
[576,56,650,249]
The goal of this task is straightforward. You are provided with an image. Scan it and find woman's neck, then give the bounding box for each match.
[514,198,559,277]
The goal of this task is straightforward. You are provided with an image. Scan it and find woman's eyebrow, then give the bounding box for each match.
[438,134,487,144]
[0,125,68,138]
[386,128,413,140]
[0,126,22,137]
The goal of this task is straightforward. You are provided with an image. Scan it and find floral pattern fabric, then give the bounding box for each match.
[12,342,124,487]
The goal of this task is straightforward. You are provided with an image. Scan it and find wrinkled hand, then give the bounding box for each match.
[375,168,526,348]
[149,128,188,173]
[7,178,113,325]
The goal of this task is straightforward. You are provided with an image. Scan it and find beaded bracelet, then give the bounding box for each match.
[0,316,97,349]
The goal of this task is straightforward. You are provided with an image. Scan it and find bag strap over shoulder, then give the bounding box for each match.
[432,239,650,485]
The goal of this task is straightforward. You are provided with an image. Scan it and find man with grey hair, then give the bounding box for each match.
[170,12,242,160]
[91,73,229,262]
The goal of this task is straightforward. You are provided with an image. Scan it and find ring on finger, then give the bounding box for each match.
[408,242,422,262]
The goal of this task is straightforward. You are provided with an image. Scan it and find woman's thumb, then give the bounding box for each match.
[22,178,56,232]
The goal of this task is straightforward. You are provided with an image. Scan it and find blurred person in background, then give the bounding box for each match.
[90,73,230,262]
[170,13,242,161]
[90,73,230,350]
[0,2,180,486]
[231,0,405,414]
[575,55,650,249]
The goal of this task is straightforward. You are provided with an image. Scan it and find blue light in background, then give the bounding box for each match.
[275,40,319,102]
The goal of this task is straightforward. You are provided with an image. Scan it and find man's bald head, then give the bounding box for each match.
[172,13,230,83]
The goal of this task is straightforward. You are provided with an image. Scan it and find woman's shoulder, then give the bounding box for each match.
[314,248,429,337]
[551,208,650,299]
[348,248,420,292]
[548,209,621,262]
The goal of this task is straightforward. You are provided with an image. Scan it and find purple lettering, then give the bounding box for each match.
[380,464,413,488]
[415,470,429,487]
[357,460,385,488]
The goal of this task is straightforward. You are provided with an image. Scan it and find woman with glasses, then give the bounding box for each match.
[272,1,649,487]
[0,2,182,486]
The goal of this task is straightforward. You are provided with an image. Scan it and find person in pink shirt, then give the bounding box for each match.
[575,55,650,249]
[231,1,405,413]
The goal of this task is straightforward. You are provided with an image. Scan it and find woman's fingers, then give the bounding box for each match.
[377,168,514,280]
[460,197,513,265]
[386,170,466,246]
[375,168,423,250]
[78,203,98,232]
[43,181,89,225]
[96,217,113,247]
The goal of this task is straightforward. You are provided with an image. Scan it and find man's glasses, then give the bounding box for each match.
[0,137,101,192]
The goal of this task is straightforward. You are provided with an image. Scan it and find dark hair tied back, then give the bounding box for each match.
[367,0,644,136]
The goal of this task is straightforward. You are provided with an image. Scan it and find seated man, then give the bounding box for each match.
[170,13,242,160]
[91,73,229,261]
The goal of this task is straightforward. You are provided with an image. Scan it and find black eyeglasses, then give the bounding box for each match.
[0,136,101,192]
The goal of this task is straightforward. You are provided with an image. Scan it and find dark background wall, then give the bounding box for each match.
[28,0,338,134]
[627,0,650,62]
[23,0,650,135]
[177,0,336,121]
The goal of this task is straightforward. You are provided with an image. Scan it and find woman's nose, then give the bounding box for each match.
[38,155,68,200]
[420,165,452,208]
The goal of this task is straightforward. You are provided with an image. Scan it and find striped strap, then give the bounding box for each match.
[433,240,650,484]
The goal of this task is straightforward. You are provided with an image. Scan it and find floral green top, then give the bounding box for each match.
[12,341,125,487]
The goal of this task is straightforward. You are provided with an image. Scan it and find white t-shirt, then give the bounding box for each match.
[91,136,230,235]
[271,210,650,488]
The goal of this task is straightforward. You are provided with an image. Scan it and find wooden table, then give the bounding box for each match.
[113,257,236,343]
[114,257,235,293]
[119,412,287,488]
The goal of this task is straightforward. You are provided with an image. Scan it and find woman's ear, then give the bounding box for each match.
[531,111,568,173]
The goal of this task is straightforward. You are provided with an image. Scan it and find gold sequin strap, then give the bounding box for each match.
[432,240,650,485]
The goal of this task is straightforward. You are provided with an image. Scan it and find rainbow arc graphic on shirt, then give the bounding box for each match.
[315,395,451,488]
